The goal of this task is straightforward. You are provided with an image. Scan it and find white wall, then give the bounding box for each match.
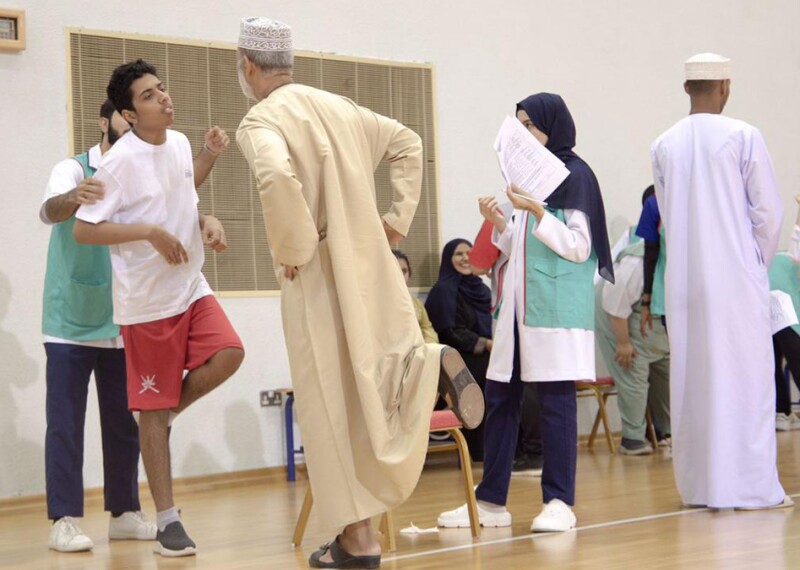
[1,0,798,499]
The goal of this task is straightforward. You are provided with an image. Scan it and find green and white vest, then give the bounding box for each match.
[524,208,597,331]
[42,152,118,341]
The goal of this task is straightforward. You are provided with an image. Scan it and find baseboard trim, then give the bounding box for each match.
[2,432,620,515]
[0,464,307,515]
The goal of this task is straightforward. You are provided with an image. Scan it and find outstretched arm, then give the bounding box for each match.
[193,127,230,189]
[73,220,189,266]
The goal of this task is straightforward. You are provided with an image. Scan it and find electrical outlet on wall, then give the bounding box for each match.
[260,390,283,407]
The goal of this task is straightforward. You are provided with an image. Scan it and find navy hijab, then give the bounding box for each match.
[517,93,614,283]
[425,239,493,338]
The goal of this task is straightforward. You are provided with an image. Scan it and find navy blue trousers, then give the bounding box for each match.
[45,343,141,519]
[475,336,578,506]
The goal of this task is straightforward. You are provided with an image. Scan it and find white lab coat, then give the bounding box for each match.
[488,208,595,382]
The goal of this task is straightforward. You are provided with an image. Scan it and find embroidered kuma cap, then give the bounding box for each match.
[685,53,731,80]
[238,17,292,52]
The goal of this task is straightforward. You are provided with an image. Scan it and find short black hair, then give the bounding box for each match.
[107,59,158,113]
[641,184,655,206]
[685,79,721,96]
[392,250,411,276]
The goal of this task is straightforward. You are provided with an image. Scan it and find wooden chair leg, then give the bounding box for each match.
[599,393,616,454]
[293,487,314,547]
[450,428,480,539]
[379,511,396,552]
[587,387,603,449]
[645,406,659,449]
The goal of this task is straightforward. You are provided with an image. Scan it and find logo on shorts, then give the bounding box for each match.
[139,374,160,394]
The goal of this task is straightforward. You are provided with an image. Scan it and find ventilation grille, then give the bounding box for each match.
[68,30,441,292]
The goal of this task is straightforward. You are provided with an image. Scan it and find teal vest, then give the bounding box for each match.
[42,152,118,341]
[651,227,666,316]
[769,252,800,335]
[524,208,597,330]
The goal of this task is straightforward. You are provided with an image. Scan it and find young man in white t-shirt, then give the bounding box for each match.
[74,59,245,558]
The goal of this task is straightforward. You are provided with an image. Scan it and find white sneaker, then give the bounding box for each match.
[790,413,800,430]
[437,502,511,528]
[49,517,94,552]
[777,413,793,432]
[531,499,576,532]
[109,511,158,540]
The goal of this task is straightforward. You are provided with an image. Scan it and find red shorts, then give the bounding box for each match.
[120,295,243,411]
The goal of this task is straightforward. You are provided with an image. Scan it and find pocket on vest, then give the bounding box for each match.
[64,281,113,328]
[527,261,578,319]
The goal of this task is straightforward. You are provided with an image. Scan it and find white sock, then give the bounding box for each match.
[131,411,177,426]
[478,500,507,513]
[156,507,180,532]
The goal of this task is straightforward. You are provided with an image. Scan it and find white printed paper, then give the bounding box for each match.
[494,115,570,203]
[770,290,798,334]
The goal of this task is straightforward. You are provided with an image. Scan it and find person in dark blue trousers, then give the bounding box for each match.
[438,93,612,533]
[40,100,158,552]
[477,329,576,506]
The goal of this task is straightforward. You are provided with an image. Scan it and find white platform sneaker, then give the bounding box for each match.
[776,412,800,432]
[109,510,158,540]
[437,502,512,528]
[530,499,576,532]
[49,516,94,552]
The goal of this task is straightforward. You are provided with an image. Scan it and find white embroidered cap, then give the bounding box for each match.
[685,53,731,80]
[238,17,292,52]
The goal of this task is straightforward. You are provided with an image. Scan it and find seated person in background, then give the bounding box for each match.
[769,250,800,430]
[595,193,670,455]
[426,239,492,461]
[393,250,438,343]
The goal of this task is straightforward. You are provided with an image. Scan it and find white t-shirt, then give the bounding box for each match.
[601,254,644,319]
[41,144,122,348]
[76,130,212,325]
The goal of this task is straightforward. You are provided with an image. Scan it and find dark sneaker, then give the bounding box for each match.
[438,347,484,429]
[619,438,654,456]
[153,521,196,557]
[511,455,543,477]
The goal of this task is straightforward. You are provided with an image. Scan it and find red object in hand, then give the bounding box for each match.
[470,220,501,270]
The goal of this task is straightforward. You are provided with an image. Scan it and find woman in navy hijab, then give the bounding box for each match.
[438,93,613,534]
[426,238,492,461]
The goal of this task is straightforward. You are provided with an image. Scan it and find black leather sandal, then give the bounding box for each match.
[308,536,381,569]
[438,346,485,429]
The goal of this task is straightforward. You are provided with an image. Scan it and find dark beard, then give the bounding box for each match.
[107,125,124,145]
